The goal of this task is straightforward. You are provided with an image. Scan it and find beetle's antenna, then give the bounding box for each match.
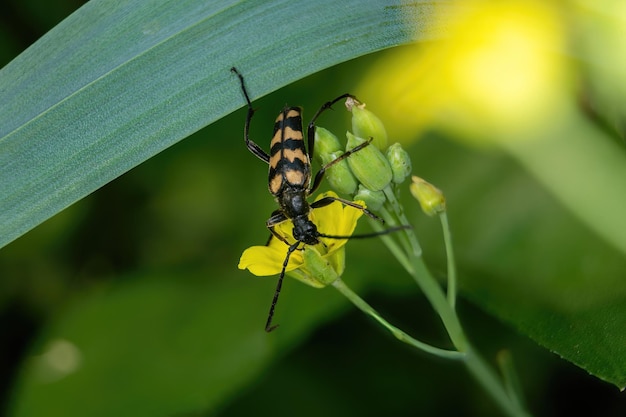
[265,241,300,332]
[318,224,411,240]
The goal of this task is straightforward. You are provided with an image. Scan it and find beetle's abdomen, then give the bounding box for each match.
[268,107,311,196]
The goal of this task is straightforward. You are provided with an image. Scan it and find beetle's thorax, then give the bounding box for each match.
[291,214,319,246]
[277,189,309,221]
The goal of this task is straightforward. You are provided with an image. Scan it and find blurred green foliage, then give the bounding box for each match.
[2,59,624,416]
[1,1,625,417]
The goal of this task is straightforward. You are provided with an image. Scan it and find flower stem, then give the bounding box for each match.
[379,241,532,416]
[383,185,422,256]
[378,196,466,350]
[409,254,467,351]
[378,203,415,259]
[374,198,532,417]
[497,350,528,412]
[332,279,465,360]
[439,212,457,309]
[368,218,413,273]
[464,348,532,417]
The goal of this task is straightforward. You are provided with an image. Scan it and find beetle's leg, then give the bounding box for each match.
[231,67,270,164]
[311,195,382,222]
[306,93,356,162]
[265,241,299,332]
[266,210,291,246]
[309,138,372,194]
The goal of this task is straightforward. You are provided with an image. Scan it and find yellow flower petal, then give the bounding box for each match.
[238,244,303,276]
[314,194,365,250]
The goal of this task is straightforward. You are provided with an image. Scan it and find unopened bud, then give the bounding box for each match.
[346,97,388,150]
[386,143,412,184]
[315,127,343,156]
[354,185,386,211]
[320,151,359,195]
[302,246,342,286]
[410,176,446,216]
[314,127,358,194]
[346,132,393,191]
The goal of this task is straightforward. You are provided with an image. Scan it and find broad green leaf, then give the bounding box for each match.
[0,0,452,249]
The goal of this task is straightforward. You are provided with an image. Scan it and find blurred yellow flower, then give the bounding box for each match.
[359,0,568,144]
[238,191,365,288]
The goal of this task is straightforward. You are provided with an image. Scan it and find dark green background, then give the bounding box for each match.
[1,1,624,416]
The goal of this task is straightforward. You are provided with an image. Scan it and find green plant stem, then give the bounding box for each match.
[383,185,422,256]
[368,218,412,273]
[376,205,531,417]
[497,350,528,412]
[465,348,532,417]
[378,203,414,258]
[332,279,465,360]
[439,212,457,309]
[396,246,530,416]
[409,254,467,351]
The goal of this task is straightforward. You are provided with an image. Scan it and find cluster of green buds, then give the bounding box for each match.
[315,98,413,210]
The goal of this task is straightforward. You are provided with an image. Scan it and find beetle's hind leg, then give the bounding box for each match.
[231,67,270,164]
[310,195,383,223]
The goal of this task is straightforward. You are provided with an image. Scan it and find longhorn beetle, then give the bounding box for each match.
[232,67,401,332]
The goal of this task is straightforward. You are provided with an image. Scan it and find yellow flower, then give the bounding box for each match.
[238,191,365,287]
[358,0,567,143]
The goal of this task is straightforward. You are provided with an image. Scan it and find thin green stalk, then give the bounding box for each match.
[383,185,422,256]
[385,223,531,417]
[368,218,413,273]
[409,255,468,352]
[372,205,466,350]
[400,244,530,416]
[332,279,465,360]
[359,171,531,416]
[340,245,531,416]
[373,217,466,350]
[377,204,415,259]
[439,212,457,309]
[376,202,405,248]
[381,187,465,350]
[464,348,532,417]
[497,350,528,412]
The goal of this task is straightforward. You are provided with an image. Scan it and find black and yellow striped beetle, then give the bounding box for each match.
[231,67,383,332]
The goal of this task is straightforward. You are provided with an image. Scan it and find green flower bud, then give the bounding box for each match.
[313,127,358,194]
[346,98,388,150]
[320,151,359,195]
[302,246,342,286]
[386,143,412,184]
[314,127,343,157]
[410,176,446,216]
[346,132,393,191]
[353,185,386,211]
